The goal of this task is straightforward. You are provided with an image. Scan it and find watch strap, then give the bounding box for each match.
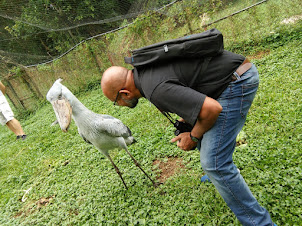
[190,133,200,143]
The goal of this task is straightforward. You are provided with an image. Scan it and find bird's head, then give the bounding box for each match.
[46,78,72,132]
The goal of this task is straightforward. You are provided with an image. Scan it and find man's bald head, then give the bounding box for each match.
[101,66,128,101]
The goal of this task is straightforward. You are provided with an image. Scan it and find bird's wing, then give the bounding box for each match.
[93,114,132,139]
[78,128,92,144]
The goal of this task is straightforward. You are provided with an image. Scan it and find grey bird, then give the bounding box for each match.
[46,78,158,189]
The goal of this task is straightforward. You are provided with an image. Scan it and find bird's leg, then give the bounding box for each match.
[124,148,160,187]
[107,154,128,190]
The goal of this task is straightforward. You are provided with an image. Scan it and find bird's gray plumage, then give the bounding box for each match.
[73,108,135,156]
[46,79,157,189]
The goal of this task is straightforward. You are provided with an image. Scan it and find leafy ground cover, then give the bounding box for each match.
[0,4,301,226]
[0,23,301,224]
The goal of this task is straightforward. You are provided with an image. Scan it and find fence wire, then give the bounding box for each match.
[24,0,181,68]
[0,0,178,66]
[0,0,301,113]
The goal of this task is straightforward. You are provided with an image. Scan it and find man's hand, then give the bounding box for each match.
[170,96,222,151]
[170,132,197,151]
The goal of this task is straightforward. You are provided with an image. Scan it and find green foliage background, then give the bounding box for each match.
[0,0,301,225]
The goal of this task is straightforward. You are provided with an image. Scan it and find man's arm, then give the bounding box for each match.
[0,81,6,95]
[171,96,222,150]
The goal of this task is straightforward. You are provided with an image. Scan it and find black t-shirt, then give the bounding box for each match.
[133,50,245,125]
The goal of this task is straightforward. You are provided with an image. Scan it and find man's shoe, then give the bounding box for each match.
[201,175,211,183]
[16,134,27,140]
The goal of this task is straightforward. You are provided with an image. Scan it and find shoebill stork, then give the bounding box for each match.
[46,79,157,189]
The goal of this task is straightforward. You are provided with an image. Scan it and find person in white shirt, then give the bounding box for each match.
[0,81,26,140]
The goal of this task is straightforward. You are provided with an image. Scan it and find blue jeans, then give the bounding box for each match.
[197,65,273,225]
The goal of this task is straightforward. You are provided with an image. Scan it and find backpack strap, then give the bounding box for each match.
[124,57,133,65]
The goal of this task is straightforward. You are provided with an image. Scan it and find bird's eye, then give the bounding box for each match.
[58,94,62,100]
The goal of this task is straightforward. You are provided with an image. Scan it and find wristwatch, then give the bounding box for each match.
[190,133,200,143]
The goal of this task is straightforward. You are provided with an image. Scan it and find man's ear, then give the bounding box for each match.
[119,89,131,96]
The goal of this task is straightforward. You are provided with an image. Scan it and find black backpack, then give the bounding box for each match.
[124,28,224,67]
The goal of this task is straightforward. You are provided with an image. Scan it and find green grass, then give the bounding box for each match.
[0,25,301,224]
[1,3,302,226]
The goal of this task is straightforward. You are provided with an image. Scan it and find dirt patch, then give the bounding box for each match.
[15,196,54,218]
[36,196,54,209]
[248,49,270,60]
[153,157,185,183]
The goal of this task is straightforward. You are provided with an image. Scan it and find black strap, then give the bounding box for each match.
[161,111,175,125]
[124,57,132,64]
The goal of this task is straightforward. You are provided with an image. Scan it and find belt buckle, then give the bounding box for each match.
[232,71,240,81]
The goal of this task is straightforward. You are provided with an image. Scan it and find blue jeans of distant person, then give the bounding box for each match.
[197,64,273,225]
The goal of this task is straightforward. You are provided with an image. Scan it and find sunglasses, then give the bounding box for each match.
[113,88,125,106]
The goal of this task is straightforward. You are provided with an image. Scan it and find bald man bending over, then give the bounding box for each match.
[101,48,275,225]
[102,66,141,109]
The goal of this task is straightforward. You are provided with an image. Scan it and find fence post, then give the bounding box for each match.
[22,69,44,99]
[4,78,26,110]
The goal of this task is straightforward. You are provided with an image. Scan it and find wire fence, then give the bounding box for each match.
[24,0,182,68]
[0,0,300,113]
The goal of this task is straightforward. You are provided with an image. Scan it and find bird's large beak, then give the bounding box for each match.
[51,98,72,132]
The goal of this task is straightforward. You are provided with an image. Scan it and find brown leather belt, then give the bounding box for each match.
[232,58,253,81]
